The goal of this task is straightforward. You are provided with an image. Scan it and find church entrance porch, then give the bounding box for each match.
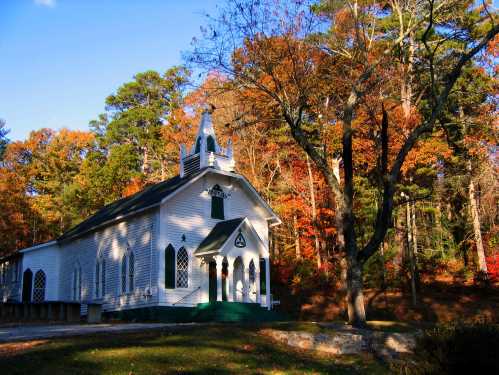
[202,255,263,305]
[194,217,272,309]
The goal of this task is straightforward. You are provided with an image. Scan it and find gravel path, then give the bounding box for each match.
[0,322,198,342]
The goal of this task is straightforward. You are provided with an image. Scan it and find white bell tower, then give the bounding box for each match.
[179,109,235,177]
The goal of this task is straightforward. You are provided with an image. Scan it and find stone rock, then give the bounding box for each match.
[259,327,417,360]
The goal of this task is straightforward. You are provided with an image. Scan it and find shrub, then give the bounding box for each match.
[401,323,499,374]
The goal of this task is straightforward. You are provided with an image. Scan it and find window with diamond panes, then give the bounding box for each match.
[128,252,135,292]
[121,255,127,294]
[72,266,81,301]
[95,261,100,298]
[33,270,46,303]
[101,258,106,297]
[176,247,188,288]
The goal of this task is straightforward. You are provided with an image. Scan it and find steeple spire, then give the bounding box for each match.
[179,108,235,177]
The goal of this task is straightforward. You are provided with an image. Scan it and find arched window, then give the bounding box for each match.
[33,270,46,303]
[121,254,127,294]
[95,255,106,299]
[249,260,256,285]
[211,184,224,220]
[195,137,201,153]
[95,261,100,298]
[22,269,33,303]
[121,251,134,294]
[176,247,188,288]
[72,265,81,301]
[207,135,216,152]
[128,252,135,292]
[165,244,175,289]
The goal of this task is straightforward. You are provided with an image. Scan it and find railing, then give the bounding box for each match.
[172,286,201,306]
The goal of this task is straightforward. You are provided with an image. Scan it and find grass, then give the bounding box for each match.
[0,324,387,374]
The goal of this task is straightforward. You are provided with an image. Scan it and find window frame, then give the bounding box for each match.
[210,184,225,220]
[176,247,189,289]
[95,255,106,299]
[165,244,176,289]
[72,265,82,301]
[120,250,135,295]
[33,270,46,303]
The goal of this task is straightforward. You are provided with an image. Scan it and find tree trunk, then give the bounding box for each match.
[406,200,417,307]
[468,171,488,274]
[346,254,366,326]
[306,154,321,269]
[293,212,301,259]
[142,146,150,174]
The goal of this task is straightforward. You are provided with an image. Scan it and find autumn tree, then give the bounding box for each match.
[190,0,498,326]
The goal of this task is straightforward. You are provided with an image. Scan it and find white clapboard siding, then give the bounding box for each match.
[58,209,160,314]
[157,172,270,306]
[22,243,61,301]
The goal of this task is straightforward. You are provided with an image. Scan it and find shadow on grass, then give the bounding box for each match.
[0,325,386,374]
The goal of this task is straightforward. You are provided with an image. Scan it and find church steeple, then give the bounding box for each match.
[179,108,235,177]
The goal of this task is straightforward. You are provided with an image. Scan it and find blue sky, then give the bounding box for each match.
[0,0,220,141]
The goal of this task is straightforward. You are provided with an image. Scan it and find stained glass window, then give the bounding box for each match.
[128,252,135,292]
[33,270,46,303]
[121,255,127,294]
[176,247,188,288]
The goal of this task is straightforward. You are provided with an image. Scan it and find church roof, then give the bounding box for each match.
[58,168,207,243]
[194,217,245,255]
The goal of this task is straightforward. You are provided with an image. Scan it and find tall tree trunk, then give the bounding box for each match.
[343,91,366,327]
[306,154,321,269]
[293,212,301,259]
[468,165,488,274]
[411,202,419,261]
[346,254,366,326]
[435,202,444,256]
[406,200,417,306]
[142,146,150,174]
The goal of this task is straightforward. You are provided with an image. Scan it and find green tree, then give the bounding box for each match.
[93,67,190,183]
[0,119,9,161]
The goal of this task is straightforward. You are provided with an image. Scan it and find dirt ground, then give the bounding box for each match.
[296,281,499,323]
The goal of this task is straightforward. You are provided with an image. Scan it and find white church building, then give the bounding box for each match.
[0,111,281,318]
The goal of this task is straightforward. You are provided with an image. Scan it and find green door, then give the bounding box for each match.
[209,261,217,302]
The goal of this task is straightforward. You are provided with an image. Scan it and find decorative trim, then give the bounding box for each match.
[234,230,246,248]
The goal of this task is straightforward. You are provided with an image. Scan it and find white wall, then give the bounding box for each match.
[22,243,61,301]
[158,170,270,306]
[58,209,160,313]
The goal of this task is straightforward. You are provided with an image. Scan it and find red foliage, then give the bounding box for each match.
[486,254,499,281]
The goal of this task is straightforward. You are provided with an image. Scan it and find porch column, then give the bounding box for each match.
[201,260,209,303]
[243,263,250,303]
[215,256,223,302]
[265,257,271,310]
[227,258,234,302]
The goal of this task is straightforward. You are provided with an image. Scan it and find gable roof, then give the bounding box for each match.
[58,167,280,244]
[58,169,207,243]
[194,217,245,255]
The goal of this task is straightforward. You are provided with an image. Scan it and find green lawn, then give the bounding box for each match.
[0,324,387,374]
